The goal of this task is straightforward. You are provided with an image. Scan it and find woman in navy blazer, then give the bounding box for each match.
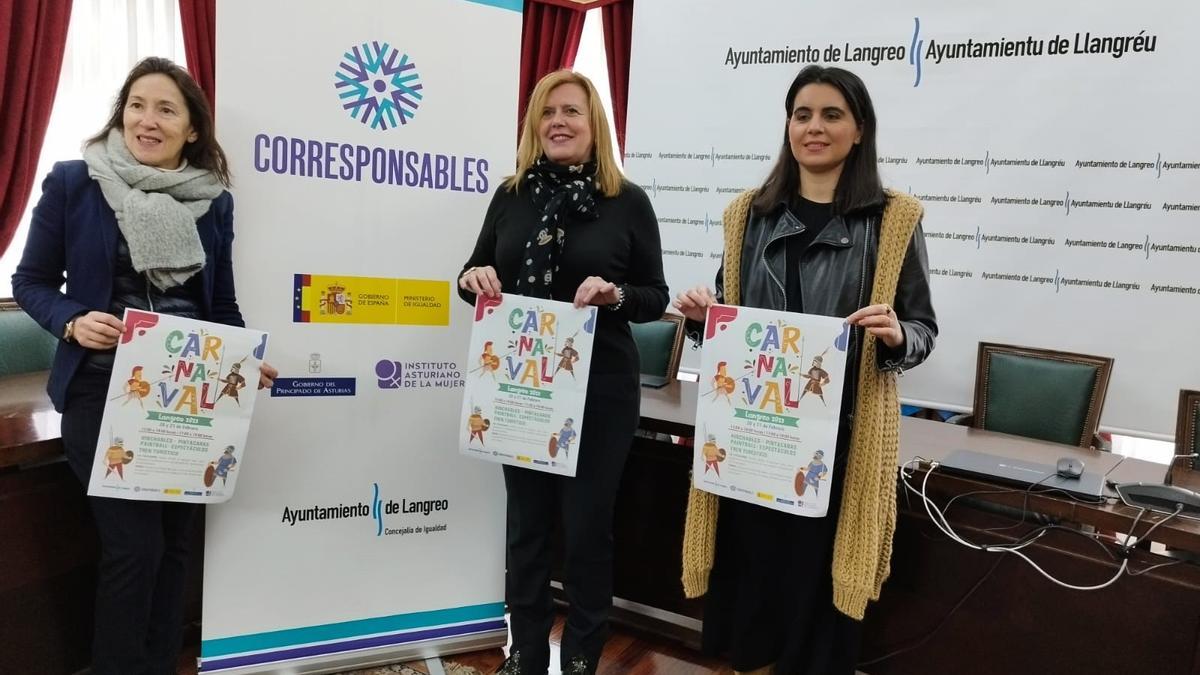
[15,162,244,411]
[12,57,274,675]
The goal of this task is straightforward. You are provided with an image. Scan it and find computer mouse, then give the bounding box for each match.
[1056,457,1084,479]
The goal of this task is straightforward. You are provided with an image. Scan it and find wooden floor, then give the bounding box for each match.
[179,613,735,674]
[450,614,732,675]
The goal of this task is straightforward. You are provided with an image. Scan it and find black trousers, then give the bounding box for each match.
[502,373,639,674]
[61,369,200,675]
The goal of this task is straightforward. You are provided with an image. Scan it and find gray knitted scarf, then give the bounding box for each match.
[83,128,225,291]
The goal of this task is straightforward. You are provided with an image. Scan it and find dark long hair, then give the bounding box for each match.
[86,56,231,186]
[752,65,884,215]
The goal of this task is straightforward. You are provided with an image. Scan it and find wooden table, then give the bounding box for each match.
[896,412,1200,554]
[0,370,62,468]
[0,371,204,674]
[617,379,1200,674]
[1172,464,1200,492]
[639,379,697,436]
[640,380,1199,554]
[0,371,95,674]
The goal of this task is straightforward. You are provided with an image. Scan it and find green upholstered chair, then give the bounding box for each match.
[970,342,1114,449]
[0,301,57,377]
[1169,390,1200,485]
[630,313,685,388]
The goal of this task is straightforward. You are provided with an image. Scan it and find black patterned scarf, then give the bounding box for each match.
[515,157,600,298]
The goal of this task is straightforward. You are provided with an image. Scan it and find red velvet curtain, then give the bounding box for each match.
[0,0,72,260]
[179,0,216,111]
[601,0,633,158]
[518,1,587,133]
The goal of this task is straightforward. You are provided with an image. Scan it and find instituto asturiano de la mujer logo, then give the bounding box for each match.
[335,41,423,130]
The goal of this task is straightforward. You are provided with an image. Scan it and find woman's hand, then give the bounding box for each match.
[73,311,125,350]
[459,265,502,298]
[573,276,619,308]
[847,303,904,349]
[258,361,278,390]
[672,286,717,323]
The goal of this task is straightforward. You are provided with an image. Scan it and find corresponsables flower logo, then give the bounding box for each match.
[335,41,423,130]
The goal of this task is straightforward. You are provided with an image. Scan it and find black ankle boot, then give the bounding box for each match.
[494,650,523,674]
[562,655,594,675]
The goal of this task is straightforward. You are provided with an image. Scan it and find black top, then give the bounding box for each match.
[458,180,669,377]
[84,233,204,372]
[783,197,834,314]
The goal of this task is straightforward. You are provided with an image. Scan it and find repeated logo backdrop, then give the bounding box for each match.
[625,0,1199,437]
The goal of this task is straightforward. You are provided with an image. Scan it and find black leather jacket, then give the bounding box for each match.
[709,201,937,374]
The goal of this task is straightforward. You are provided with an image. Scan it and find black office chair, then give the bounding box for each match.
[630,313,685,388]
[963,342,1114,449]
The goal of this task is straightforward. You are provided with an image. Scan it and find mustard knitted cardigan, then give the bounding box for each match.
[680,188,924,621]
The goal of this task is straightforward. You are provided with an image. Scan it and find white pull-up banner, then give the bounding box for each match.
[203,1,521,671]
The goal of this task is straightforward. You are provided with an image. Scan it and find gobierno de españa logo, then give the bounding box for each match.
[335,40,423,130]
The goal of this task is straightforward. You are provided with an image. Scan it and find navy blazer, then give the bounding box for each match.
[12,160,244,412]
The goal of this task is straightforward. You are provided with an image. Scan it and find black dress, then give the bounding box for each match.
[458,178,669,672]
[702,197,864,674]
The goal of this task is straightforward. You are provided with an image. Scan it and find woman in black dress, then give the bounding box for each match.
[457,69,668,675]
[675,65,937,675]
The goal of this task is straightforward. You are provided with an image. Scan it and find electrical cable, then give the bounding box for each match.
[1121,504,1184,555]
[872,459,1185,667]
[857,554,1006,668]
[1127,559,1185,577]
[906,463,1129,590]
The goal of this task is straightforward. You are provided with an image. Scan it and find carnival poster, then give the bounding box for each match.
[460,294,596,477]
[87,310,269,503]
[694,305,849,516]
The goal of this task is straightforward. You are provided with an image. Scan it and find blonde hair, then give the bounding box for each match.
[505,70,623,197]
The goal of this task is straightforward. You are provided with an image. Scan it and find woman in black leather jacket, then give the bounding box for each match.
[674,65,936,675]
